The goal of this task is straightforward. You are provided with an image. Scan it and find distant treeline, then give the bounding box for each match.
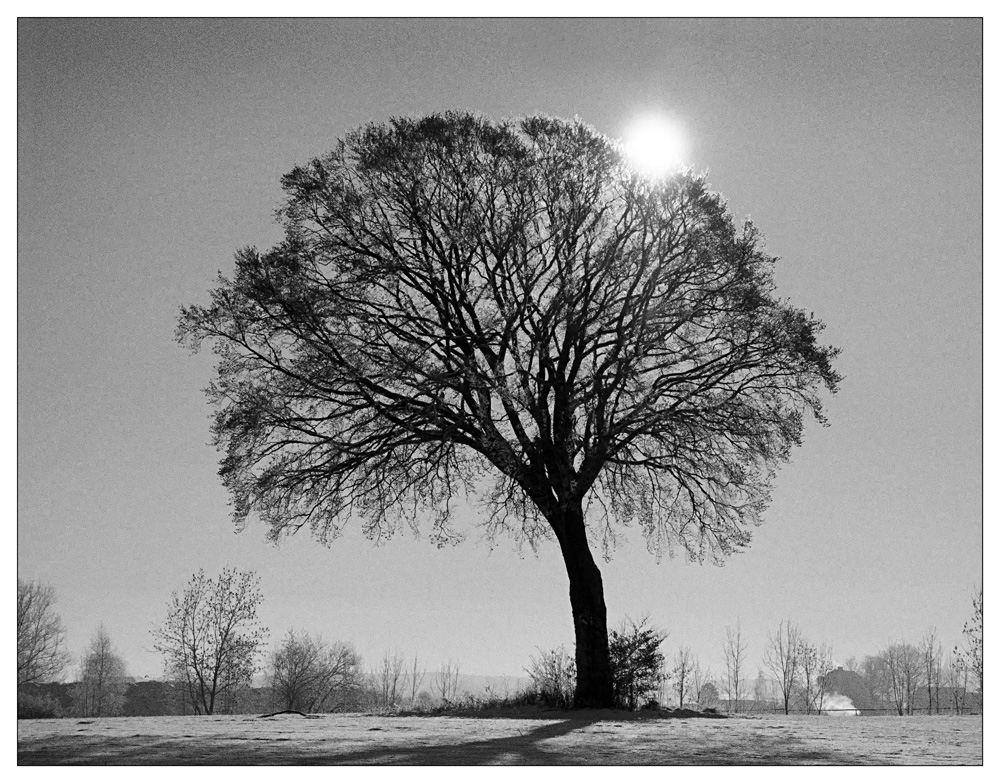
[17,680,369,720]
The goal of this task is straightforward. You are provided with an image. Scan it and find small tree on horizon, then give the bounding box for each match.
[880,642,923,716]
[765,619,802,714]
[945,653,971,714]
[17,578,70,687]
[178,112,840,708]
[723,622,748,713]
[370,650,406,712]
[435,660,462,704]
[672,646,696,709]
[152,568,268,715]
[697,680,720,710]
[860,653,892,711]
[72,625,129,717]
[921,628,943,714]
[798,639,834,714]
[405,654,426,707]
[269,630,362,713]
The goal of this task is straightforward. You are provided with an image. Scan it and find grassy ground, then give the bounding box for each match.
[17,710,983,765]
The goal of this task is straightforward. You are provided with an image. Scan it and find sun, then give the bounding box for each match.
[623,115,687,179]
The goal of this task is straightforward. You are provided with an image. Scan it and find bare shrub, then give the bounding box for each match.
[17,579,69,687]
[525,646,576,708]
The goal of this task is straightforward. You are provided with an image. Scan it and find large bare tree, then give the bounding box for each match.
[151,568,268,715]
[17,578,70,687]
[178,113,840,707]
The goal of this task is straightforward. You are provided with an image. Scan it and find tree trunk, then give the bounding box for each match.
[551,501,614,709]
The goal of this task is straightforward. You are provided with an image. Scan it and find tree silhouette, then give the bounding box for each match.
[178,112,840,707]
[73,626,128,717]
[955,587,983,695]
[269,630,361,712]
[765,618,802,714]
[609,616,666,710]
[17,578,70,687]
[152,568,268,715]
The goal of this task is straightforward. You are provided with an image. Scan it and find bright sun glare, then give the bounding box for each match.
[623,115,686,179]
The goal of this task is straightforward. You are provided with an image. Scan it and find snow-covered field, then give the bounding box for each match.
[18,712,982,765]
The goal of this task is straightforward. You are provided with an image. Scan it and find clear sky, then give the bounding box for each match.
[17,18,982,683]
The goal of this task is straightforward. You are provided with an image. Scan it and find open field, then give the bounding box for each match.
[18,711,982,765]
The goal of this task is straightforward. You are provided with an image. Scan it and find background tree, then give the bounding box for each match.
[269,630,361,712]
[151,568,268,715]
[812,644,835,713]
[17,578,70,687]
[752,669,779,712]
[723,622,748,713]
[690,664,710,710]
[920,628,943,714]
[178,112,840,708]
[764,618,801,714]
[672,646,696,708]
[860,653,892,712]
[608,616,667,710]
[72,626,128,717]
[370,651,405,712]
[945,653,971,715]
[435,660,462,704]
[405,654,426,707]
[955,587,983,696]
[798,640,833,713]
[697,680,720,710]
[881,642,923,716]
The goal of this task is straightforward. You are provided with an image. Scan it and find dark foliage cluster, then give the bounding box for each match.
[609,617,667,710]
[525,617,667,710]
[178,111,839,561]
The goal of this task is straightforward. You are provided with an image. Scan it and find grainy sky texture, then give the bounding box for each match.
[18,18,982,682]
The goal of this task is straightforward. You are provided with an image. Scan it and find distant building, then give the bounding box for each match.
[820,668,872,710]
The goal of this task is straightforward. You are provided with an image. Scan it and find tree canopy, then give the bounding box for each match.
[180,112,838,556]
[178,112,840,706]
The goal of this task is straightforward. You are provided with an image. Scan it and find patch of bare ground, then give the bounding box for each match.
[18,711,982,765]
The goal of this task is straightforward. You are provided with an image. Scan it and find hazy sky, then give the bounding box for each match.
[17,18,982,682]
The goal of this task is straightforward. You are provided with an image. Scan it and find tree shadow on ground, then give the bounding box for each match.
[17,719,596,766]
[16,716,876,765]
[295,718,596,765]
